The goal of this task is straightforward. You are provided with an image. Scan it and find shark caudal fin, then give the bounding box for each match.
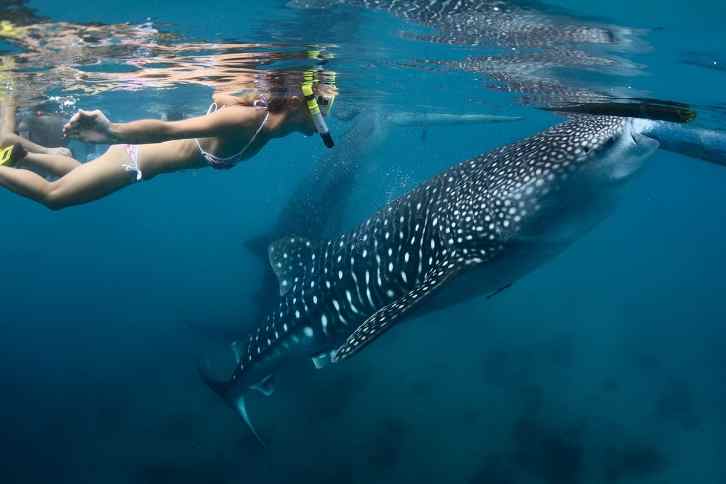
[198,351,266,447]
[642,120,726,167]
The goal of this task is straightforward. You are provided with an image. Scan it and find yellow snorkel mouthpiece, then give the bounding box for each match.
[302,72,334,148]
[0,141,27,166]
[0,146,13,165]
[0,21,23,39]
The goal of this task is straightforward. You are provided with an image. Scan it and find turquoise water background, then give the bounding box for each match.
[1,1,725,483]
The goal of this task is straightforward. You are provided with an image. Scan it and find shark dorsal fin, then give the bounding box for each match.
[268,236,316,296]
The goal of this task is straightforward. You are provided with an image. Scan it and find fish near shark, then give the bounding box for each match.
[201,114,726,443]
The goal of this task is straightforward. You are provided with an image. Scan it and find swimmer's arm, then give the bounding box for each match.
[212,93,245,106]
[64,107,259,144]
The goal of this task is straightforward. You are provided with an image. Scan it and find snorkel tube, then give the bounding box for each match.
[301,71,334,148]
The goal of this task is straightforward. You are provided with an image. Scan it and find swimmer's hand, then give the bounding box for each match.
[63,109,115,144]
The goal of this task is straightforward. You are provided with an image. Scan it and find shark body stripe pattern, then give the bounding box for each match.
[237,115,650,379]
[201,113,726,443]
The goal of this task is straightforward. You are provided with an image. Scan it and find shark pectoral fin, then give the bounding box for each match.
[312,351,335,369]
[268,236,318,296]
[251,374,276,397]
[332,262,464,363]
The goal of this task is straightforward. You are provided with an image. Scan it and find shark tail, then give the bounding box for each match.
[198,358,266,447]
[644,120,726,167]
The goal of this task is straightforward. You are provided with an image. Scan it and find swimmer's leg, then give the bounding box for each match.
[0,131,72,157]
[1,96,72,157]
[20,152,81,177]
[1,94,16,134]
[0,146,136,210]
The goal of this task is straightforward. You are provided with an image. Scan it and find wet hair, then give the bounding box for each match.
[227,72,337,114]
[266,96,301,114]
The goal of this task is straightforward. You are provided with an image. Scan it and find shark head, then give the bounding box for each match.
[585,117,660,183]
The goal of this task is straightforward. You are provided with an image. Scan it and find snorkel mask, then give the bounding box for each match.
[301,71,335,148]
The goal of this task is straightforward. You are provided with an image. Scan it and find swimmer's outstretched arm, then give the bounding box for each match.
[63,106,262,144]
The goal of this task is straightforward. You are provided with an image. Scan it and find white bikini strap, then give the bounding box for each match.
[195,110,269,163]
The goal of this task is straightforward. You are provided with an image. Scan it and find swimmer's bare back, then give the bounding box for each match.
[62,106,274,179]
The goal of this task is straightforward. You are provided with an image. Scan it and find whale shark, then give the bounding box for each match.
[201,114,726,443]
[230,108,522,329]
[288,0,643,49]
[186,108,521,341]
[422,48,641,109]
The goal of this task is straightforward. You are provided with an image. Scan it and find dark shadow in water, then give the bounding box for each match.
[602,443,668,482]
[481,348,536,390]
[631,351,664,374]
[601,377,620,394]
[682,52,726,73]
[0,1,45,25]
[409,378,435,400]
[654,377,701,431]
[480,335,575,391]
[305,371,370,422]
[512,416,585,484]
[158,413,203,442]
[542,334,577,370]
[135,463,228,484]
[91,397,128,439]
[293,462,354,484]
[468,454,517,484]
[366,416,413,476]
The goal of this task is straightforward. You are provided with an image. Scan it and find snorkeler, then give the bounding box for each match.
[0,79,336,210]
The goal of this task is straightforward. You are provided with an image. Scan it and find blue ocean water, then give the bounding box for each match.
[1,1,725,483]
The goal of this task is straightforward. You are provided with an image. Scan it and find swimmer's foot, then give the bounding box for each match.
[0,143,28,167]
[47,146,72,157]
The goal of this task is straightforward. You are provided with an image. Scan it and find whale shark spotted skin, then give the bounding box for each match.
[237,109,522,330]
[288,0,640,49]
[203,114,703,440]
[252,116,656,364]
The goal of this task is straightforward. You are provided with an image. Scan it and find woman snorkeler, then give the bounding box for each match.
[0,79,336,210]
